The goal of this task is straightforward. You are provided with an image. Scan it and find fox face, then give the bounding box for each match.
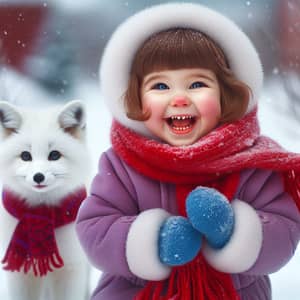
[0,100,90,205]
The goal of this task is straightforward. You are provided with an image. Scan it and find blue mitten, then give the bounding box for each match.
[158,216,202,266]
[186,187,234,249]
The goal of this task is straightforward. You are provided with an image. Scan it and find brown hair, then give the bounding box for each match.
[124,28,250,123]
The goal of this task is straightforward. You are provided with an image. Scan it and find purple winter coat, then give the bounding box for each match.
[76,148,300,300]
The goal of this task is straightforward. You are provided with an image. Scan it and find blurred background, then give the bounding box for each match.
[0,0,299,299]
[0,0,299,100]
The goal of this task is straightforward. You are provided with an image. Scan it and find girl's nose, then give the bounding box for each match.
[170,96,190,107]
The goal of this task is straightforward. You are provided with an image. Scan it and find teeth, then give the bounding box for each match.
[173,125,191,131]
[170,115,194,120]
[165,115,196,132]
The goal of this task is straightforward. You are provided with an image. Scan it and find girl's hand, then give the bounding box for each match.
[186,187,234,249]
[158,216,202,266]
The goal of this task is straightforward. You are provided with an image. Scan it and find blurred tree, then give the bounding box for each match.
[277,0,300,118]
[26,26,76,96]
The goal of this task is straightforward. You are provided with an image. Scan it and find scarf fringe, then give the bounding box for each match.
[2,188,86,277]
[2,249,64,276]
[135,255,240,300]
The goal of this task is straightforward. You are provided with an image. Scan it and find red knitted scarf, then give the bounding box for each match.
[111,109,300,300]
[2,188,86,277]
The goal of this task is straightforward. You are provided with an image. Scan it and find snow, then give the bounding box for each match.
[258,77,300,299]
[0,69,299,298]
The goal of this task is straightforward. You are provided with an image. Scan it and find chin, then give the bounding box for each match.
[167,137,197,147]
[31,185,53,193]
[165,132,200,147]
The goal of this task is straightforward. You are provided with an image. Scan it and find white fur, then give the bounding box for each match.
[0,100,91,300]
[99,3,263,138]
[202,199,263,273]
[0,101,22,130]
[0,100,90,205]
[126,208,171,280]
[58,100,86,130]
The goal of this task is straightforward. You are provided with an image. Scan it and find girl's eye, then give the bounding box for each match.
[189,81,208,89]
[20,151,32,161]
[152,83,169,90]
[48,150,62,161]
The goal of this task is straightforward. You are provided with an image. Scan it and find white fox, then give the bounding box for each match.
[0,100,91,300]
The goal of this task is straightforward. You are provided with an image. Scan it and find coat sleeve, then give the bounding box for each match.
[202,169,300,275]
[75,151,138,279]
[75,150,170,280]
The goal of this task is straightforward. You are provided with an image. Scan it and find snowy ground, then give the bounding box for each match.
[0,69,299,299]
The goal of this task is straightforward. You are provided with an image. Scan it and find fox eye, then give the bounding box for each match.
[20,151,32,161]
[189,81,208,89]
[48,150,62,161]
[152,83,169,90]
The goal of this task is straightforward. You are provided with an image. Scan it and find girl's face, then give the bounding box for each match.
[140,68,221,146]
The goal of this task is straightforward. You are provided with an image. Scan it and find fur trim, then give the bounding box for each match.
[202,199,263,273]
[100,3,263,137]
[126,208,171,280]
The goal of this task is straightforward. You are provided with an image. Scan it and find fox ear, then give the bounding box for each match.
[58,100,86,138]
[0,101,22,137]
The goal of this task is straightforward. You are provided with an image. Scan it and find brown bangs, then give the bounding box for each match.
[132,28,229,78]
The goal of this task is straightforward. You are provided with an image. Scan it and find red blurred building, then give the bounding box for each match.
[278,0,300,72]
[0,2,48,72]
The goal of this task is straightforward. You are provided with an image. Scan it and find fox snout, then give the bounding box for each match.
[33,172,45,184]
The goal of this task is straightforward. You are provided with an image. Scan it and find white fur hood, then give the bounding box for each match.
[99,2,263,137]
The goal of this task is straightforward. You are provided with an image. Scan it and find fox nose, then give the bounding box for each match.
[170,96,190,107]
[33,172,45,184]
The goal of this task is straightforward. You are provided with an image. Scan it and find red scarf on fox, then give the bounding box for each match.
[2,188,86,277]
[111,109,300,300]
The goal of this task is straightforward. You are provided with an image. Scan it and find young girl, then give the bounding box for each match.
[76,3,300,300]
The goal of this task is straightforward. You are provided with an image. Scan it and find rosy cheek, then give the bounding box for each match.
[198,97,221,118]
[143,96,162,117]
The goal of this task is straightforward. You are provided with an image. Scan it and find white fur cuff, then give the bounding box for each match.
[126,209,171,280]
[202,199,262,273]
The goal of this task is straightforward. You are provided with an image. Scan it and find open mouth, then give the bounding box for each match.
[34,185,47,189]
[165,115,197,134]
